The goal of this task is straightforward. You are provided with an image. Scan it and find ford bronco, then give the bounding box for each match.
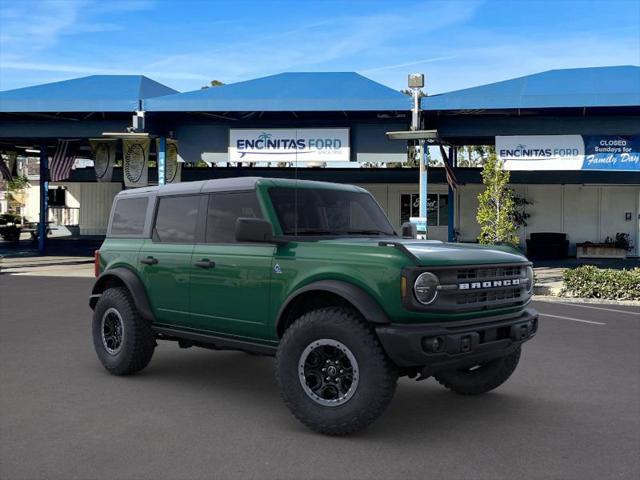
[90,177,537,435]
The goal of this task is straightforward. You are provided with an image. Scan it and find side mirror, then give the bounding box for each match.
[401,222,417,239]
[236,218,284,244]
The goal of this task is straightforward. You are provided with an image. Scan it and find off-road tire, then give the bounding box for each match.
[92,287,155,375]
[275,307,398,436]
[434,347,521,395]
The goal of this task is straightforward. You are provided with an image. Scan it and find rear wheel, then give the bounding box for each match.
[275,307,398,436]
[434,348,521,395]
[92,287,155,375]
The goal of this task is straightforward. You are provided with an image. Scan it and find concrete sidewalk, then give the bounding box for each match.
[0,255,94,277]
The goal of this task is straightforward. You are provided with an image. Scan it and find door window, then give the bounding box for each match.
[110,197,148,236]
[205,192,263,243]
[153,195,200,243]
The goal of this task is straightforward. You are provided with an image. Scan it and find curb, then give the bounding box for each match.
[533,294,640,307]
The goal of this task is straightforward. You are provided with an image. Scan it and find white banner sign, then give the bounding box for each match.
[496,135,585,170]
[122,138,149,188]
[229,128,350,163]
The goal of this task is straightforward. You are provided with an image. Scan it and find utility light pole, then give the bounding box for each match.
[408,73,427,237]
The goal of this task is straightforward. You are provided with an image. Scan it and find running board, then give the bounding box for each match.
[153,326,278,356]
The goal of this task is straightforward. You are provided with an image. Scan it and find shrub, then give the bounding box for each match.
[561,265,640,301]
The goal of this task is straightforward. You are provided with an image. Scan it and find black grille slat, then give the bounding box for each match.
[456,287,521,306]
[457,266,521,280]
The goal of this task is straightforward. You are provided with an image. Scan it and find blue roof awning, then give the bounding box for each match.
[422,66,640,111]
[0,75,178,113]
[145,72,411,112]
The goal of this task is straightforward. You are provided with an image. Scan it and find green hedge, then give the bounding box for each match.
[561,265,640,301]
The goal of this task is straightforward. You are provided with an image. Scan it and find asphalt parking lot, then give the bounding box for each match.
[1,275,638,480]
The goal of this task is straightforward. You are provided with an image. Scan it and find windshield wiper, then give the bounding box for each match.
[289,229,345,236]
[344,230,392,236]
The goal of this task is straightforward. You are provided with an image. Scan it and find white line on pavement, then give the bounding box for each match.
[539,313,606,326]
[535,301,639,316]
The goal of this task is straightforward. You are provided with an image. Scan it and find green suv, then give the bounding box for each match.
[90,177,537,435]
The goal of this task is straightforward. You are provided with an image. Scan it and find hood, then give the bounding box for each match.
[399,240,527,266]
[321,237,528,266]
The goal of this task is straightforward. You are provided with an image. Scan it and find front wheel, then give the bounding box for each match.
[275,307,398,436]
[434,347,521,395]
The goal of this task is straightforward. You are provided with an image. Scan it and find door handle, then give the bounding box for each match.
[140,256,158,265]
[194,259,215,269]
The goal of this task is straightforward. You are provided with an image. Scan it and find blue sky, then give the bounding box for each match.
[0,0,638,94]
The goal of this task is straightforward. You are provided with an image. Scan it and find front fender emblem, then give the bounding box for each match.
[273,263,282,274]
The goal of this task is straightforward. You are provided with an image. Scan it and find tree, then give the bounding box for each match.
[201,79,225,89]
[476,153,519,245]
[457,145,495,167]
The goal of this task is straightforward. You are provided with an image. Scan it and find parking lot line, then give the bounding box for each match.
[536,301,639,317]
[539,313,606,326]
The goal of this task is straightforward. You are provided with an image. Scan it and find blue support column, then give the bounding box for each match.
[447,146,456,242]
[38,145,48,254]
[157,137,166,186]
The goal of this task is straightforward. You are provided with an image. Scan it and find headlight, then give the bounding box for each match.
[414,272,439,305]
[525,266,534,293]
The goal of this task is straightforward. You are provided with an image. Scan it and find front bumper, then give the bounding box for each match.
[376,309,538,373]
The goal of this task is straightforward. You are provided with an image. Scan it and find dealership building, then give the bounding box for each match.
[0,66,639,256]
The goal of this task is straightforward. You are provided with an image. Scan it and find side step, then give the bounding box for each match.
[153,326,278,356]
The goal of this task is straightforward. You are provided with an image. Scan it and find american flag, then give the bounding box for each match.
[50,140,78,182]
[439,145,458,190]
[0,157,12,181]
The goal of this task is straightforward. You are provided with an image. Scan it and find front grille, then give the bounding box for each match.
[457,266,522,280]
[456,287,522,306]
[404,262,531,312]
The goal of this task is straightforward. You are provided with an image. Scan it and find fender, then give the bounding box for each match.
[89,267,155,322]
[276,280,391,335]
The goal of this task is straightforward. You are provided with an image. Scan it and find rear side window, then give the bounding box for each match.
[110,197,148,236]
[153,195,200,243]
[206,192,262,243]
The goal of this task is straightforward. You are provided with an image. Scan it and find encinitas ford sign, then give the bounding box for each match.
[497,135,585,170]
[229,128,350,163]
[497,135,640,171]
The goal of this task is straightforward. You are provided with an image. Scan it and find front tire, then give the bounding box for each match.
[275,307,398,436]
[434,347,521,395]
[92,287,155,375]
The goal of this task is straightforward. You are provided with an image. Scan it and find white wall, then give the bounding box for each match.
[453,183,639,256]
[76,183,121,235]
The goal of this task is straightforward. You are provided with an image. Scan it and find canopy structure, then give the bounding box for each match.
[0,75,178,113]
[422,65,640,111]
[145,72,411,112]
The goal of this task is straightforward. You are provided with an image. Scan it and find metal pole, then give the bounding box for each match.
[411,87,428,238]
[38,144,48,254]
[158,137,166,186]
[447,146,455,242]
[419,140,427,220]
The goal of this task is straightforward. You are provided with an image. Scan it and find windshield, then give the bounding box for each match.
[268,187,396,236]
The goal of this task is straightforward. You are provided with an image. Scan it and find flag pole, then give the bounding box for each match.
[38,144,48,254]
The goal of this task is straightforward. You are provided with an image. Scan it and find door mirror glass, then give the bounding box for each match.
[235,218,276,243]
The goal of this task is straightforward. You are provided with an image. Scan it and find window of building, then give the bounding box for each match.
[400,193,449,227]
[153,195,200,243]
[48,187,66,207]
[110,197,148,236]
[206,192,263,243]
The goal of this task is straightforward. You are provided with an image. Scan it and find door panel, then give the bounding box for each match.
[140,194,201,327]
[189,244,274,338]
[140,240,194,326]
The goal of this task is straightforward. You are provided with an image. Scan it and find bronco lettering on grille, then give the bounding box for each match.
[459,279,520,290]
